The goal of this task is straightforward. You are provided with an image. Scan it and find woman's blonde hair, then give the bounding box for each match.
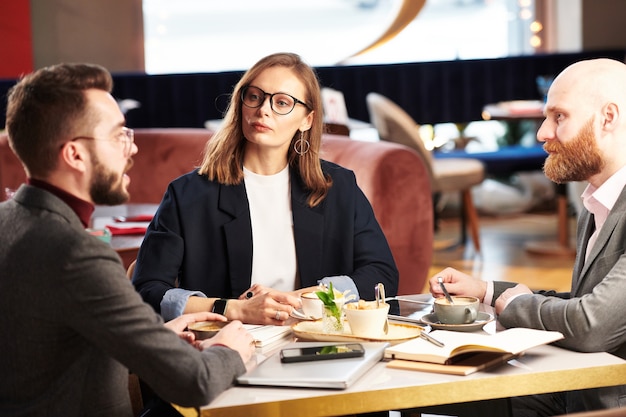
[198,52,331,207]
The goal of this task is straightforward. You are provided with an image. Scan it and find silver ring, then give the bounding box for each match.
[275,310,281,320]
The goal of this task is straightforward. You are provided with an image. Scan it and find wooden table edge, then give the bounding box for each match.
[173,362,626,417]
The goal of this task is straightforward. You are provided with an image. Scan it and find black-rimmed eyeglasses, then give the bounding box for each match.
[241,85,310,115]
[71,127,135,157]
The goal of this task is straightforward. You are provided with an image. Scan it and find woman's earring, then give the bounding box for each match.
[294,130,310,156]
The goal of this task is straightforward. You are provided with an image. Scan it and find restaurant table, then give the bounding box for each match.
[91,204,158,269]
[482,100,575,257]
[173,295,626,417]
[175,347,626,417]
[481,100,545,122]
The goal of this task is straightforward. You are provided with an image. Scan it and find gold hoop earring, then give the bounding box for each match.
[294,130,310,156]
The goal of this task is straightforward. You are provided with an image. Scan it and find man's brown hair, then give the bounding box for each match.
[6,63,113,177]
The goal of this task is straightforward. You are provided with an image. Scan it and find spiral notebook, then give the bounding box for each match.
[237,342,388,389]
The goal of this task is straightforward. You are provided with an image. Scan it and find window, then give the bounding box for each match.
[143,0,538,74]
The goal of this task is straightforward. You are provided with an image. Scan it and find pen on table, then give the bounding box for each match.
[420,331,445,347]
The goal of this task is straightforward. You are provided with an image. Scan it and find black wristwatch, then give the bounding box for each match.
[211,298,229,315]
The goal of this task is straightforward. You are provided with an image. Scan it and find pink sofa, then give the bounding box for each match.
[0,129,433,294]
[0,133,23,200]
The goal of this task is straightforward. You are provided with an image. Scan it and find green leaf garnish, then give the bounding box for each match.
[316,282,335,306]
[316,282,341,321]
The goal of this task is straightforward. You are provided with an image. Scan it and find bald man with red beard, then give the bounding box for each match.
[426,58,626,416]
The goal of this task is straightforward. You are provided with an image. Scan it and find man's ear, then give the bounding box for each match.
[602,102,619,131]
[59,141,88,173]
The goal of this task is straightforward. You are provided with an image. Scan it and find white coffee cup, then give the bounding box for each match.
[300,292,323,319]
[344,301,390,338]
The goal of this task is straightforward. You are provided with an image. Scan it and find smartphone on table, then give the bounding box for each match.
[280,343,365,363]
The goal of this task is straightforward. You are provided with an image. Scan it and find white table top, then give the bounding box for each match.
[173,298,626,417]
[174,344,625,417]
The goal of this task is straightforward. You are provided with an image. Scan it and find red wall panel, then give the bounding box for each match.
[0,0,33,79]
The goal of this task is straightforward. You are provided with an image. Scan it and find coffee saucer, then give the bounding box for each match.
[420,312,494,332]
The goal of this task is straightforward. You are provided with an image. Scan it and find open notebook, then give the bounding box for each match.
[384,328,564,375]
[237,342,388,389]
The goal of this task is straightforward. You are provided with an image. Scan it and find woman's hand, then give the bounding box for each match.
[429,267,487,302]
[164,311,228,346]
[237,283,273,300]
[239,284,319,300]
[232,286,302,325]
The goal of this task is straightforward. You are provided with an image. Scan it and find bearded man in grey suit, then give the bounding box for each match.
[428,57,626,416]
[0,63,255,417]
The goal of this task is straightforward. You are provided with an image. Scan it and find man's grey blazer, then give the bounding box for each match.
[0,185,246,417]
[494,186,626,410]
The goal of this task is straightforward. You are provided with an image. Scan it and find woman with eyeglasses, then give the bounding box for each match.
[132,52,398,325]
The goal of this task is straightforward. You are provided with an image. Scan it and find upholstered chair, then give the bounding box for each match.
[366,92,485,252]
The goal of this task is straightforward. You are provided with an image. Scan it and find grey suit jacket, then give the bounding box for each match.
[493,186,626,411]
[0,186,246,417]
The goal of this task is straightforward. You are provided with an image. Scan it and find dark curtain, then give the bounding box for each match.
[1,50,624,129]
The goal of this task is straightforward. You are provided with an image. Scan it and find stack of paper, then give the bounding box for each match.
[245,325,293,349]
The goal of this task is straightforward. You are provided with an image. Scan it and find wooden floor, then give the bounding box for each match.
[425,210,578,294]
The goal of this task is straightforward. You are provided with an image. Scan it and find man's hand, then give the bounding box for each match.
[199,320,255,364]
[429,267,488,302]
[495,284,532,314]
[164,312,227,345]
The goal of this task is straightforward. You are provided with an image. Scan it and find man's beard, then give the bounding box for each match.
[543,117,604,184]
[89,151,132,205]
